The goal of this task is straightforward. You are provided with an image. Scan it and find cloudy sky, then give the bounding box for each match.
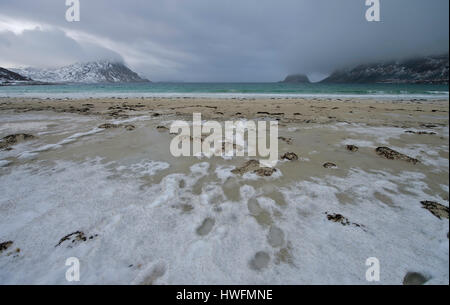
[0,0,448,82]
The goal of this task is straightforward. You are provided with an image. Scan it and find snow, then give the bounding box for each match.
[0,157,447,284]
[11,61,148,84]
[17,128,104,160]
[0,160,10,167]
[0,112,448,284]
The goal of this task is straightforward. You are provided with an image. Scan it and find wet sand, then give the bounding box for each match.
[0,97,448,284]
[1,97,448,128]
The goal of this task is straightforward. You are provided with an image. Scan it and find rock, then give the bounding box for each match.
[99,123,135,131]
[403,272,429,285]
[122,124,136,131]
[231,159,277,177]
[420,201,449,219]
[156,126,169,132]
[323,162,337,169]
[325,212,364,229]
[346,145,359,152]
[56,231,98,247]
[375,147,419,164]
[326,213,350,226]
[99,123,120,129]
[254,167,277,177]
[0,241,13,253]
[2,134,36,143]
[278,136,293,144]
[256,111,284,116]
[405,130,436,135]
[231,160,261,175]
[281,152,298,161]
[0,134,35,150]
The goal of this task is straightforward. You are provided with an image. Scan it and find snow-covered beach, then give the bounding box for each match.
[0,97,448,284]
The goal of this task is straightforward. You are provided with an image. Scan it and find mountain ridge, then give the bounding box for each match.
[12,61,150,84]
[281,54,449,84]
[321,54,449,84]
[0,67,32,85]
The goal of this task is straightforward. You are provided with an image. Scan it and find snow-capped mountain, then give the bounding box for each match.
[0,67,32,85]
[12,61,150,84]
[320,54,449,84]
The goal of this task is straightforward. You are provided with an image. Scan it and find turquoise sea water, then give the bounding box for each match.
[0,82,448,99]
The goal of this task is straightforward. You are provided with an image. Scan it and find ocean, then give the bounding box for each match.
[0,82,448,99]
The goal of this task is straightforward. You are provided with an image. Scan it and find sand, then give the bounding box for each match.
[1,97,448,127]
[0,97,448,284]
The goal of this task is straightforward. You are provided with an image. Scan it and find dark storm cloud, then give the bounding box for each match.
[0,28,122,68]
[0,0,448,81]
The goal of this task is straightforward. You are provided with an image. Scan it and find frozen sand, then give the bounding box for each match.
[0,97,448,284]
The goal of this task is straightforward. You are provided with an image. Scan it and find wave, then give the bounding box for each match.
[0,83,448,100]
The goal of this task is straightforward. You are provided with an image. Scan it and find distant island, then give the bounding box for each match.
[1,60,150,86]
[282,54,449,84]
[280,74,310,83]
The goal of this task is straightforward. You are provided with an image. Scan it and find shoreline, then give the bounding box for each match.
[0,97,448,128]
[0,92,448,100]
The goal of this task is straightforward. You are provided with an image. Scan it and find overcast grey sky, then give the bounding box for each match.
[0,0,448,82]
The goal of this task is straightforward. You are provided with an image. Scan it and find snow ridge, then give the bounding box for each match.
[12,61,150,84]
